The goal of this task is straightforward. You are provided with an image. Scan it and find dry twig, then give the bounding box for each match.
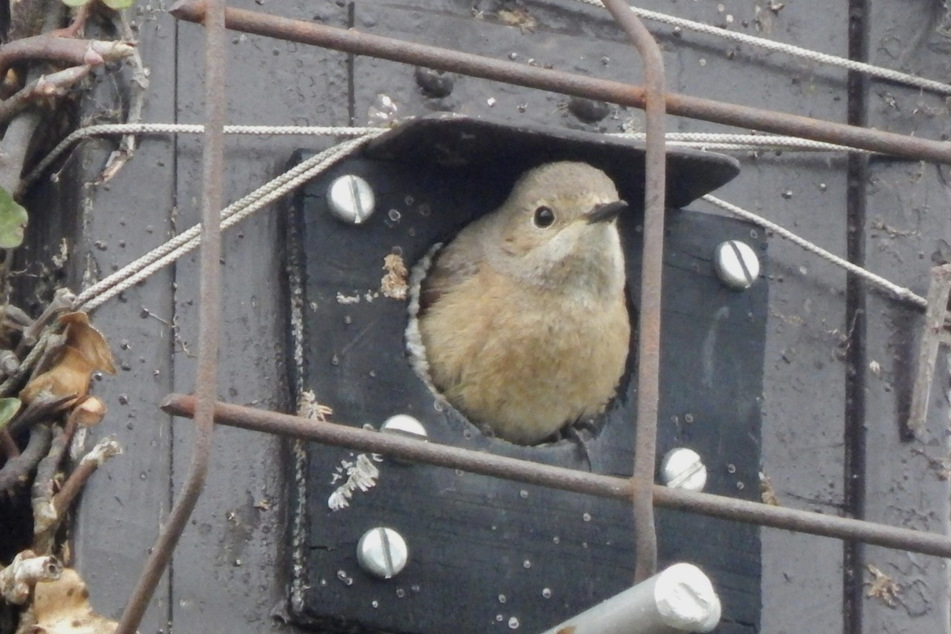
[0,35,135,78]
[0,550,62,606]
[50,435,121,520]
[0,423,51,495]
[16,288,74,357]
[0,66,92,128]
[94,12,148,184]
[30,426,69,554]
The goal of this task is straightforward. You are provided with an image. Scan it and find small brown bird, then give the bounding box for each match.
[407,161,631,445]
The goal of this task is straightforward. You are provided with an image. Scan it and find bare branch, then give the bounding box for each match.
[0,8,65,194]
[0,550,62,605]
[0,422,51,494]
[50,435,121,518]
[96,13,149,184]
[0,35,136,79]
[0,65,93,128]
[0,110,42,195]
[6,394,74,438]
[2,304,35,330]
[17,287,74,354]
[1,427,19,458]
[0,350,20,380]
[31,425,69,554]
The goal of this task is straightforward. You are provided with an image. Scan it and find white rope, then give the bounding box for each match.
[26,122,868,195]
[576,0,951,97]
[31,122,922,312]
[611,132,872,153]
[21,123,379,189]
[703,194,927,308]
[75,130,385,312]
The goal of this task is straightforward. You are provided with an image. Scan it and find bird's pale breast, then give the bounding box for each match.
[419,264,630,445]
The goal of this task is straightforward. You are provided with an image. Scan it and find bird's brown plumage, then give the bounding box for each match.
[411,161,632,445]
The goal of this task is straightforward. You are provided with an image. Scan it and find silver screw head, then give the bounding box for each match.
[327,174,375,224]
[381,415,427,464]
[357,527,408,579]
[714,240,760,290]
[660,448,707,491]
[381,414,428,441]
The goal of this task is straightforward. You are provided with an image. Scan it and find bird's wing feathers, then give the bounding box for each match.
[418,238,481,316]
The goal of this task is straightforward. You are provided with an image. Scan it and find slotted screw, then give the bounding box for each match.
[660,448,707,492]
[327,174,376,224]
[357,527,408,579]
[714,240,760,290]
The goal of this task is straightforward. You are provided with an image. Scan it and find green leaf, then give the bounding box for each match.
[101,0,135,8]
[0,397,21,431]
[60,0,92,7]
[0,187,28,249]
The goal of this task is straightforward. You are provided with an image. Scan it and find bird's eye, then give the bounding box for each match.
[533,206,555,228]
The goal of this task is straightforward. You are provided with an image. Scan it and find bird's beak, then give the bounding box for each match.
[585,200,628,224]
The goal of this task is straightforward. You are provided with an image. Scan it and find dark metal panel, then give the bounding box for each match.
[364,115,741,208]
[861,4,951,631]
[168,1,349,630]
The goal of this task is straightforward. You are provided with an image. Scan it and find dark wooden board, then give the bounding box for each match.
[31,8,179,632]
[164,1,351,630]
[859,2,951,631]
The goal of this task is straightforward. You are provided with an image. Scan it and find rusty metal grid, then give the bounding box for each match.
[107,1,951,631]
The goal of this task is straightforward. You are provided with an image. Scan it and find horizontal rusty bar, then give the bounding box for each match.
[168,0,951,164]
[162,394,951,559]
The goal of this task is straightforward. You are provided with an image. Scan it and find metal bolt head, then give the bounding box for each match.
[714,240,760,290]
[414,66,454,98]
[660,448,707,491]
[567,96,610,123]
[357,527,408,579]
[327,174,375,225]
[381,415,427,464]
[381,414,428,441]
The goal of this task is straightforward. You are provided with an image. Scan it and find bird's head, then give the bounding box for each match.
[486,161,628,297]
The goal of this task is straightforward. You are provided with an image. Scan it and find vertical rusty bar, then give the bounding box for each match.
[601,0,666,584]
[113,0,227,631]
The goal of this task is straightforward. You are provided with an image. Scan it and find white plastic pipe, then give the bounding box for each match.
[540,563,722,634]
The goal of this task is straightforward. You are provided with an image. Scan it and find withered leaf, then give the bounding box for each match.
[72,396,106,427]
[59,312,116,375]
[20,312,115,405]
[33,567,126,633]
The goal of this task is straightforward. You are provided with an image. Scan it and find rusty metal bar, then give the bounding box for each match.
[162,394,951,559]
[114,1,227,631]
[602,0,664,584]
[168,0,951,164]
